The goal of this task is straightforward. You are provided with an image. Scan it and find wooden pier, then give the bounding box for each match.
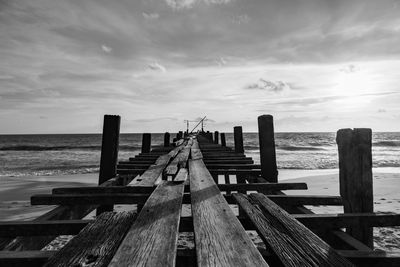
[1,114,400,266]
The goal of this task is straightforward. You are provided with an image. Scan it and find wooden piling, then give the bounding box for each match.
[258,115,278,182]
[214,131,219,144]
[221,133,226,147]
[97,115,120,215]
[234,126,244,153]
[141,133,151,154]
[336,128,373,248]
[164,132,170,147]
[177,131,183,140]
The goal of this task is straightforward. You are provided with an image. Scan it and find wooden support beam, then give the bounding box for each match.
[52,182,308,196]
[337,128,374,248]
[0,220,91,237]
[2,248,399,267]
[189,159,268,266]
[234,193,354,267]
[31,193,150,205]
[44,211,136,267]
[110,181,185,267]
[258,115,278,182]
[205,164,261,169]
[31,193,342,206]
[0,251,54,267]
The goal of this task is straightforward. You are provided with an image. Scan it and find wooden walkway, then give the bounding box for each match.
[1,115,400,266]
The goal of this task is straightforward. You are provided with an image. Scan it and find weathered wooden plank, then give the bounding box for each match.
[189,159,268,267]
[174,168,188,183]
[52,185,155,195]
[337,250,400,267]
[44,211,136,267]
[0,251,55,267]
[52,182,307,196]
[2,249,399,267]
[130,142,187,186]
[165,146,191,176]
[294,213,400,229]
[0,220,91,237]
[31,192,342,206]
[109,181,184,267]
[31,194,149,205]
[218,182,308,192]
[205,164,261,169]
[234,193,353,267]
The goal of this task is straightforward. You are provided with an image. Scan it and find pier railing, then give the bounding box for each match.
[0,114,399,266]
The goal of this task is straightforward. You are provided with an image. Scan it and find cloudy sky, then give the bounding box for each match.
[1,0,400,133]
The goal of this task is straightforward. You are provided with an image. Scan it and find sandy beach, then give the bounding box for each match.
[1,168,399,252]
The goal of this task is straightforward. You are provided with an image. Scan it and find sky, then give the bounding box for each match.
[1,0,400,134]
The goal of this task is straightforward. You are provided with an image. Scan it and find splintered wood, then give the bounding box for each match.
[234,193,354,267]
[44,211,136,267]
[109,181,184,267]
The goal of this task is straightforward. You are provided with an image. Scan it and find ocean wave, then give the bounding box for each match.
[277,145,326,151]
[0,144,140,151]
[373,141,400,147]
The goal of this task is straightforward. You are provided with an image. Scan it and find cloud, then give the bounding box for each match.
[245,79,289,92]
[378,108,387,113]
[147,62,167,72]
[165,0,197,9]
[215,57,227,66]
[142,12,159,20]
[101,45,112,53]
[339,64,359,73]
[164,0,232,10]
[232,14,250,25]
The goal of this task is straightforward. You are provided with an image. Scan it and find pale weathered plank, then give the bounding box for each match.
[109,181,184,267]
[234,193,354,267]
[165,145,191,176]
[189,159,268,267]
[174,168,188,183]
[44,211,136,267]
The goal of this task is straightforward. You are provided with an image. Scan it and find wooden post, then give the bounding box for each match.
[258,115,278,182]
[214,131,219,144]
[177,131,183,140]
[221,133,226,147]
[97,115,120,215]
[234,126,244,153]
[164,132,170,147]
[336,128,373,248]
[141,133,151,153]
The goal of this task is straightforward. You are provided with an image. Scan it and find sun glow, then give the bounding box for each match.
[334,70,375,97]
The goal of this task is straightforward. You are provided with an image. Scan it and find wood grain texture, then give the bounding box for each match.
[165,145,191,176]
[234,193,354,267]
[109,181,184,267]
[44,211,136,267]
[336,128,373,247]
[189,159,268,267]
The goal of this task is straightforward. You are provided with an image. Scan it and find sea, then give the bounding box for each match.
[0,132,399,177]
